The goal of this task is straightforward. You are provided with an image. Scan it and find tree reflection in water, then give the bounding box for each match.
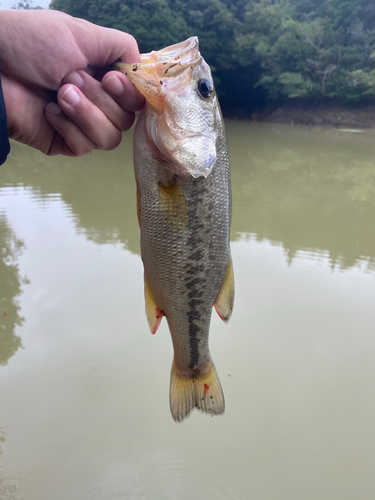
[0,213,26,365]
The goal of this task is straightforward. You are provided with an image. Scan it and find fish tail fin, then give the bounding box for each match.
[170,358,225,423]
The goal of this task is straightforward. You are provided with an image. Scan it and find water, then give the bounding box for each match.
[1,121,375,499]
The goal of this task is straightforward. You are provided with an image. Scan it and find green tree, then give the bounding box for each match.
[48,0,375,108]
[0,214,25,366]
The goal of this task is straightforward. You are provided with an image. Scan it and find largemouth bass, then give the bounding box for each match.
[116,37,234,422]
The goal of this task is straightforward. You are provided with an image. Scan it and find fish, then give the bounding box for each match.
[115,37,234,422]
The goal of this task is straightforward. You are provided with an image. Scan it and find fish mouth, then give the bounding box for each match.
[139,37,201,69]
[114,37,202,99]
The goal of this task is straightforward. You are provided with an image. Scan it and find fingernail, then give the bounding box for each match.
[62,86,80,106]
[66,70,84,88]
[104,75,124,95]
[46,102,62,115]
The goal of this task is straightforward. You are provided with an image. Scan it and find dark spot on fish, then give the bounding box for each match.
[185,264,205,275]
[188,322,200,335]
[160,80,163,85]
[165,68,169,74]
[187,311,201,322]
[132,67,137,72]
[189,299,204,308]
[188,289,203,299]
[189,250,204,261]
[185,277,206,289]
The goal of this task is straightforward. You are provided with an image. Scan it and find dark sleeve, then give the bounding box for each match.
[0,72,11,166]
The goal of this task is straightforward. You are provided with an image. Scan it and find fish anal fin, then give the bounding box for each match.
[158,179,189,229]
[144,277,164,334]
[214,257,235,323]
[170,359,225,423]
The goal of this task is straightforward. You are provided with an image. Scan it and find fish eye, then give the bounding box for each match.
[197,79,213,98]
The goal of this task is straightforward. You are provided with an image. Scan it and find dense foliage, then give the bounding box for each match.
[49,0,375,110]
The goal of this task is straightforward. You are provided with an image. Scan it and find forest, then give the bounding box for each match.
[44,0,375,114]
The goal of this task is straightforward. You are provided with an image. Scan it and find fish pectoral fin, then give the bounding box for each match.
[144,277,164,335]
[158,179,189,229]
[170,359,225,423]
[214,257,235,323]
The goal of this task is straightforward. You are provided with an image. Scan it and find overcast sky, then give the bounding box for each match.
[0,0,51,8]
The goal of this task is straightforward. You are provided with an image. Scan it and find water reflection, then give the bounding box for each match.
[73,454,240,500]
[0,212,25,365]
[0,428,24,500]
[1,138,139,254]
[2,122,375,272]
[229,122,375,272]
[1,123,375,500]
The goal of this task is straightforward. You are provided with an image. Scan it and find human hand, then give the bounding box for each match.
[0,9,144,156]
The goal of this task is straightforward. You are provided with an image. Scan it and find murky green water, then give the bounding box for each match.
[1,121,375,499]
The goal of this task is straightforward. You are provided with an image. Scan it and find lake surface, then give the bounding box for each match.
[1,121,375,499]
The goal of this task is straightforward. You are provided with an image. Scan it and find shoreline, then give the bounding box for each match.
[248,101,375,129]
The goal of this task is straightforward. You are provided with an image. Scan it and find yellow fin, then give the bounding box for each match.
[158,179,189,230]
[214,258,235,323]
[144,277,163,335]
[170,359,225,423]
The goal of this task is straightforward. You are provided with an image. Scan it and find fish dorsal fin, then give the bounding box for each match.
[214,258,234,323]
[144,277,164,334]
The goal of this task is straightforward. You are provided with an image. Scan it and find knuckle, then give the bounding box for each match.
[97,130,122,151]
[123,32,138,52]
[70,138,95,156]
[73,145,93,157]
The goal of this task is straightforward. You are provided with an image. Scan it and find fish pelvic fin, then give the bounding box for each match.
[170,359,225,423]
[214,257,235,323]
[144,277,164,335]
